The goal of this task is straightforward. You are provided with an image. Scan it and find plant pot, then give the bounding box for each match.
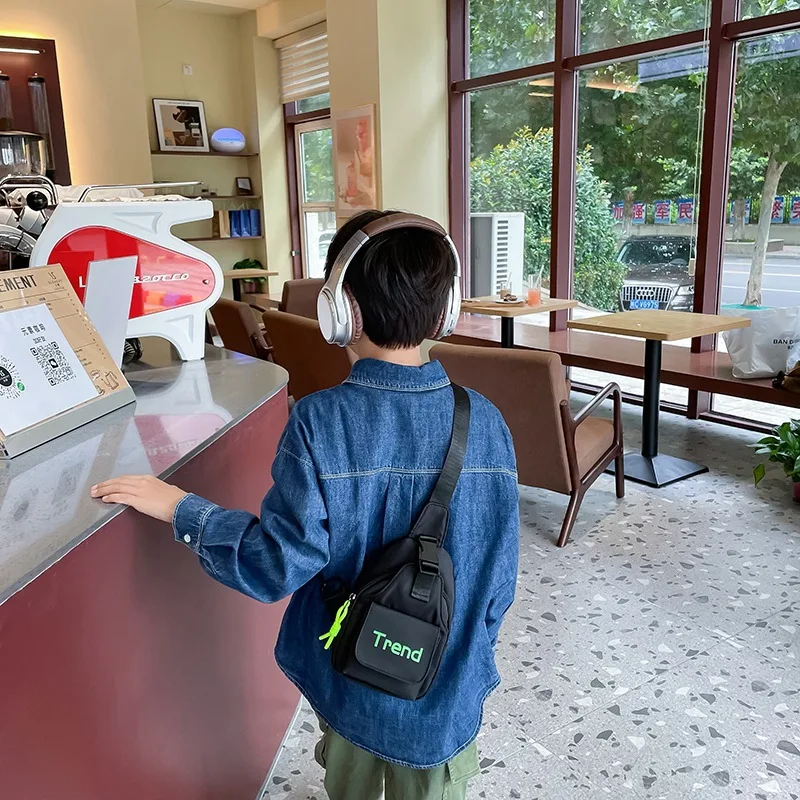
[794,481,800,504]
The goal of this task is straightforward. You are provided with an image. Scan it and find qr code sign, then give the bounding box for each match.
[30,341,77,386]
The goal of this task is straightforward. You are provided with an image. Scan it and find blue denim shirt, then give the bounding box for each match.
[173,358,519,768]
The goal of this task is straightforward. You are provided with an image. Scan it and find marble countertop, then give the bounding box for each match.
[0,343,288,606]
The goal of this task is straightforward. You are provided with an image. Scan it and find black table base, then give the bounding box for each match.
[500,317,515,348]
[611,338,709,489]
[608,453,708,488]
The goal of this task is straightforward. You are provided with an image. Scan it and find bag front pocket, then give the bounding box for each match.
[354,603,441,685]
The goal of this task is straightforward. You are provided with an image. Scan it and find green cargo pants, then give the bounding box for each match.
[314,717,480,800]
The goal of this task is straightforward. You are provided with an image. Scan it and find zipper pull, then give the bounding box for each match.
[319,594,355,650]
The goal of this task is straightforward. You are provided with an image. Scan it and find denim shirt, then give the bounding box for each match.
[173,358,519,769]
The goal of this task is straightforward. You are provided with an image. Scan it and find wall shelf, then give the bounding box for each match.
[185,235,264,243]
[150,150,259,157]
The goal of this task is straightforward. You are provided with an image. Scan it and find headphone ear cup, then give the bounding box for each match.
[344,285,363,344]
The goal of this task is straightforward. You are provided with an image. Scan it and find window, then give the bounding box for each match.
[297,92,331,113]
[453,0,800,427]
[469,81,553,301]
[580,0,709,54]
[577,52,707,316]
[295,120,335,278]
[469,0,554,77]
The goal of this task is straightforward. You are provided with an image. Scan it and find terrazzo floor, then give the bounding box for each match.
[261,400,800,800]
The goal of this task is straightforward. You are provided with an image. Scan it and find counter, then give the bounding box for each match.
[0,343,299,800]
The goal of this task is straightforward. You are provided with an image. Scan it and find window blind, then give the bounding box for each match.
[277,23,329,104]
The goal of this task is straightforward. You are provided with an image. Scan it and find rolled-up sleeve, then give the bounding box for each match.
[172,416,329,603]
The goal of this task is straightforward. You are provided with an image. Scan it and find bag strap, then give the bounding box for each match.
[410,384,470,601]
[428,384,470,511]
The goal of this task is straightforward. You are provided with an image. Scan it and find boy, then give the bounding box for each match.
[92,210,519,800]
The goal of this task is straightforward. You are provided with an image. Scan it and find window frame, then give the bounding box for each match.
[448,0,800,422]
[284,102,332,279]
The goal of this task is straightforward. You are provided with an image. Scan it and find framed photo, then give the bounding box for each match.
[153,99,210,152]
[236,177,253,196]
[333,104,377,219]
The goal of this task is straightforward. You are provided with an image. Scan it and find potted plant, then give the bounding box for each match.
[232,258,265,296]
[753,418,800,502]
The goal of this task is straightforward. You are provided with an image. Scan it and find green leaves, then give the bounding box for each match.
[752,418,800,485]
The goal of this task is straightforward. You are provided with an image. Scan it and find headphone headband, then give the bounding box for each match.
[317,211,462,347]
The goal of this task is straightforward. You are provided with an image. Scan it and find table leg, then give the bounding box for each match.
[500,317,515,348]
[232,278,242,303]
[609,338,709,488]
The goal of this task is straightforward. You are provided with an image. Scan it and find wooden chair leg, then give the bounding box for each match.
[615,450,625,499]
[557,488,584,548]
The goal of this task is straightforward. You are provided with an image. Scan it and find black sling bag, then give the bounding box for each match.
[319,384,470,701]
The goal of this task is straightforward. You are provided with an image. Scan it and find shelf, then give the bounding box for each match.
[185,235,264,242]
[207,195,261,200]
[151,150,259,157]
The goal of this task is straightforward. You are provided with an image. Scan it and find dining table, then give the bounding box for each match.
[568,309,750,488]
[461,295,578,348]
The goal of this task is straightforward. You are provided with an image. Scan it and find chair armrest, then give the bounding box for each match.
[573,382,622,427]
[250,331,273,361]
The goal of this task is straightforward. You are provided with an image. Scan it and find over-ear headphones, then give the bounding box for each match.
[317,212,462,347]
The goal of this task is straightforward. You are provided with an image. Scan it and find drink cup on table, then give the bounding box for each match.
[526,273,542,306]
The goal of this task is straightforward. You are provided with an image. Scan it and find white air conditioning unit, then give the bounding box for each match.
[470,212,525,297]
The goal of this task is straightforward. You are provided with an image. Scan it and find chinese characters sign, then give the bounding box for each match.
[654,200,671,224]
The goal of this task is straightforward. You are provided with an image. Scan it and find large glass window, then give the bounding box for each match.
[295,121,335,278]
[469,81,553,299]
[469,0,554,77]
[576,51,707,316]
[458,0,800,426]
[580,0,709,54]
[742,0,800,20]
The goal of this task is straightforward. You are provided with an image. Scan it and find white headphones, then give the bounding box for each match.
[317,212,462,347]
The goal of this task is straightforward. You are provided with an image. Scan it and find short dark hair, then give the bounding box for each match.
[323,210,456,349]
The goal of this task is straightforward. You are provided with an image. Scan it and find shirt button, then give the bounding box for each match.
[183,534,191,543]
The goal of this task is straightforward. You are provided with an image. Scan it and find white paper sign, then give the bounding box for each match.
[0,304,98,435]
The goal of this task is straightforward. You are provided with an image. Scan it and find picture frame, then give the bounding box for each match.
[153,98,210,152]
[333,104,377,219]
[236,176,253,196]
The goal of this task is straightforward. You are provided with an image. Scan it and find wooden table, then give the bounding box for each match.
[462,296,577,348]
[568,310,750,487]
[222,269,278,302]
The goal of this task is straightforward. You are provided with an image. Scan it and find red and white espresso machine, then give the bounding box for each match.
[0,176,223,361]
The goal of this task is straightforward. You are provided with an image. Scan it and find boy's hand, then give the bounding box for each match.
[91,475,187,523]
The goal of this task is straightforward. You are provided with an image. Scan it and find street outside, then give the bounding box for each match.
[721,248,800,308]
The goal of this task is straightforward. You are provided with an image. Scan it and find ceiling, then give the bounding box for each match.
[136,0,267,15]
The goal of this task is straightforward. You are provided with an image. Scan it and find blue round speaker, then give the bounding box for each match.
[210,128,246,154]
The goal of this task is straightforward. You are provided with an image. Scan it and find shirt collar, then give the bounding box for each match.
[344,358,450,392]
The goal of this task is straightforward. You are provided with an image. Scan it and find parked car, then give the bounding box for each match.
[318,231,335,263]
[618,235,696,312]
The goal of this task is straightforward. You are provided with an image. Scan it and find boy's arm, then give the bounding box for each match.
[92,415,329,604]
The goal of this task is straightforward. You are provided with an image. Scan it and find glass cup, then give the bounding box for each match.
[498,279,512,299]
[526,273,542,306]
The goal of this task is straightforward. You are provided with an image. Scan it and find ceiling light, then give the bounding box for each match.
[0,47,42,55]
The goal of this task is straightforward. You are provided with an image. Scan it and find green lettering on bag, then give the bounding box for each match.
[372,630,424,662]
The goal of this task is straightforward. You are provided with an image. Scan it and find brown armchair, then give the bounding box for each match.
[209,298,272,360]
[430,343,624,547]
[279,278,325,319]
[262,308,351,400]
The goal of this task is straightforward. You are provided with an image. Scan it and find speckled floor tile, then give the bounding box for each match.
[735,604,800,666]
[493,566,724,736]
[541,641,800,799]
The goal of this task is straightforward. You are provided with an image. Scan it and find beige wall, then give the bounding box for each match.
[0,0,152,185]
[257,0,326,40]
[326,0,448,225]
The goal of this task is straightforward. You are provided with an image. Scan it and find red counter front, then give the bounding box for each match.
[0,390,299,800]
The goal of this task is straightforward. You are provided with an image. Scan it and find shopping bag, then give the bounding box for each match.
[721,305,800,379]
